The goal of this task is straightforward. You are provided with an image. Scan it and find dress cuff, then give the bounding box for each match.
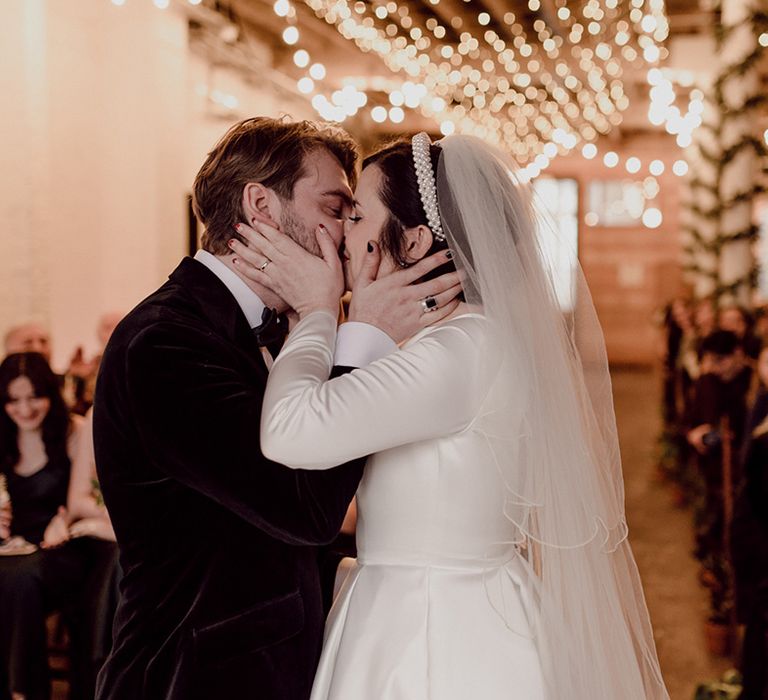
[334,322,398,368]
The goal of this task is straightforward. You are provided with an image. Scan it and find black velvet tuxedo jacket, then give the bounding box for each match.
[93,258,363,700]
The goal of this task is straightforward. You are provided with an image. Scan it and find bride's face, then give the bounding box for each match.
[342,165,399,290]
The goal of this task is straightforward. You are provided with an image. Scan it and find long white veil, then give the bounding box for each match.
[435,134,669,699]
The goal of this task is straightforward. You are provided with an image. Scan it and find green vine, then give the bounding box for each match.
[682,3,767,303]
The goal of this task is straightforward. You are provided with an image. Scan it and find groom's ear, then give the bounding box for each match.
[242,182,279,225]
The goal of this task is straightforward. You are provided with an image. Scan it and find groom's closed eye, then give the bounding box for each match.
[322,191,353,219]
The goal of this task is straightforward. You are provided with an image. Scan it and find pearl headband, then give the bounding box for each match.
[411,132,446,243]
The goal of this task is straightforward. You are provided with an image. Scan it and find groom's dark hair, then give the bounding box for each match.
[193,117,358,255]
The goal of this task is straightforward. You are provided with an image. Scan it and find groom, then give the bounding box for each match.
[93,118,453,699]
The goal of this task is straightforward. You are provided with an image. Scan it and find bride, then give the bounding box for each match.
[231,133,669,699]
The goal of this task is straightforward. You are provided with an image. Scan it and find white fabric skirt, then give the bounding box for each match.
[310,554,546,700]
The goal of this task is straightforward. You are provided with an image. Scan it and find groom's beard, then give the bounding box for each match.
[279,201,320,256]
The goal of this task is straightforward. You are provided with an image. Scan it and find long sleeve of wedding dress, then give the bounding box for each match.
[261,310,498,469]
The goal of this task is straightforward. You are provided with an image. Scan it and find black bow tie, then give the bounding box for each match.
[252,307,288,349]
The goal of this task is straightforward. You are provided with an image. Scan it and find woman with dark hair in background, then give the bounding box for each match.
[0,352,80,700]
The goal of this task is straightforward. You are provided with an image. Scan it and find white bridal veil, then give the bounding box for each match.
[434,134,669,699]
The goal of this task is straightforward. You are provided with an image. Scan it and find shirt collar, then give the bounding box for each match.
[194,249,266,329]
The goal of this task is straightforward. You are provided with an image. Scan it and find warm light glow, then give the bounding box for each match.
[274,0,291,17]
[293,49,310,68]
[642,207,662,229]
[584,212,599,227]
[649,160,664,176]
[309,63,326,80]
[111,0,126,5]
[440,120,456,136]
[643,44,660,62]
[282,27,299,45]
[297,78,314,94]
[153,0,169,8]
[603,151,619,168]
[371,106,387,123]
[625,157,641,174]
[582,143,598,159]
[672,160,688,176]
[389,106,405,123]
[760,33,768,47]
[188,0,203,4]
[640,15,657,32]
[764,128,768,145]
[478,12,490,26]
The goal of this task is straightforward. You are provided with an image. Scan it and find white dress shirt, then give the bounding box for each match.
[193,250,395,367]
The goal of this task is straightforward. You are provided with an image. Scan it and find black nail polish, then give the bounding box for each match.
[367,242,374,253]
[445,250,454,260]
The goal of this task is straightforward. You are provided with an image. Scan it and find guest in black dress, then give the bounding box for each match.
[0,352,80,700]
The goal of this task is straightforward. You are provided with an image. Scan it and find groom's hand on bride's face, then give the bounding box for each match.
[347,241,463,344]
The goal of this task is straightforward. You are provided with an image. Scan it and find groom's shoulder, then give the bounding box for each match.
[107,267,209,356]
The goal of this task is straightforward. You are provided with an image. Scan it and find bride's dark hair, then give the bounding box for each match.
[363,139,459,288]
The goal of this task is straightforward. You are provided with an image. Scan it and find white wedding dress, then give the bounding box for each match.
[261,310,546,700]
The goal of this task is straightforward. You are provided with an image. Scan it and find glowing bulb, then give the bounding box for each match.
[153,0,169,8]
[309,63,326,80]
[649,160,665,176]
[274,0,290,17]
[478,12,490,25]
[188,0,203,4]
[543,142,558,158]
[440,120,455,136]
[764,128,768,145]
[431,97,446,112]
[282,27,299,45]
[582,143,597,159]
[389,91,404,107]
[643,44,660,62]
[111,0,126,5]
[760,33,768,47]
[584,212,599,227]
[641,15,657,32]
[389,106,405,123]
[642,207,662,229]
[293,50,310,68]
[625,157,641,174]
[603,151,619,168]
[297,78,314,94]
[371,106,387,123]
[672,160,688,176]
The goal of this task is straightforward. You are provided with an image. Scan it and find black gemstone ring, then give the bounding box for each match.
[421,295,438,313]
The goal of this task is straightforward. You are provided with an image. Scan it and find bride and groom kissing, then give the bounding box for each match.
[93,117,669,699]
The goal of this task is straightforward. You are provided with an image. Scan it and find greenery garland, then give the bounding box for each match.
[682,3,767,303]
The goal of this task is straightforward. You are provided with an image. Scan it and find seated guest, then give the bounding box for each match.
[687,331,750,561]
[3,325,51,364]
[742,346,768,464]
[43,409,118,699]
[731,423,768,700]
[65,313,123,416]
[0,352,81,700]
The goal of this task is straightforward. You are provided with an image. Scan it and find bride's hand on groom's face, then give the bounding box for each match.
[348,241,463,344]
[229,220,344,318]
